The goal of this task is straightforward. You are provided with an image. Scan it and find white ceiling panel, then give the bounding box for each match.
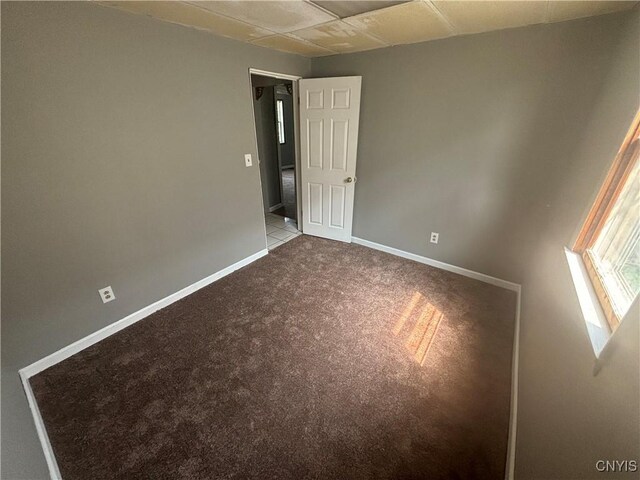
[547,1,636,23]
[343,1,453,45]
[432,1,548,35]
[251,34,335,56]
[99,1,640,57]
[99,1,272,41]
[310,1,408,18]
[195,1,337,33]
[291,20,388,53]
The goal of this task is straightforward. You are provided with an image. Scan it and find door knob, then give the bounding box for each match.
[345,177,353,183]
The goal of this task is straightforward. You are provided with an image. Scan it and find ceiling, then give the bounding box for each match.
[99,1,639,57]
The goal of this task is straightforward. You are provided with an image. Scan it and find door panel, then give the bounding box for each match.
[307,89,324,109]
[331,88,350,109]
[329,185,346,228]
[330,119,349,171]
[308,183,323,225]
[299,76,362,242]
[307,119,323,168]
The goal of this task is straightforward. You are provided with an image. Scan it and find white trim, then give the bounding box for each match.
[247,67,303,233]
[19,370,62,480]
[249,67,302,244]
[564,248,610,357]
[248,68,302,81]
[247,69,271,251]
[20,249,268,379]
[19,249,268,480]
[20,240,522,480]
[268,203,283,213]
[505,286,521,480]
[351,235,521,479]
[351,236,520,292]
[292,76,302,229]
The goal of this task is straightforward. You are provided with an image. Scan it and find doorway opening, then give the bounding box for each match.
[250,70,301,251]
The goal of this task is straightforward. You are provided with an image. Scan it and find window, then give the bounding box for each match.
[574,111,640,333]
[276,99,285,144]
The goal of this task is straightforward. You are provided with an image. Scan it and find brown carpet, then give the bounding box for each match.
[31,236,517,480]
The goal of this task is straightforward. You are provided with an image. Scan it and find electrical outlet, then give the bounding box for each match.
[98,286,115,304]
[430,232,439,244]
[244,154,252,167]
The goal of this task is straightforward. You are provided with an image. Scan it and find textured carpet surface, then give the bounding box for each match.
[31,236,517,480]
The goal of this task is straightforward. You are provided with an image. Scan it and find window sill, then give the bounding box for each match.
[565,248,611,358]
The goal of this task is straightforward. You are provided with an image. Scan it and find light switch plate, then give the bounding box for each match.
[244,154,252,167]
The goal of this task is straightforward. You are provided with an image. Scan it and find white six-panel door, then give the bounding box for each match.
[299,76,362,242]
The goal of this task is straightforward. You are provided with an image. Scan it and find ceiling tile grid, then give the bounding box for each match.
[98,1,639,57]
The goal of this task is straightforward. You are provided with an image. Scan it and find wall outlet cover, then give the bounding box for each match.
[98,286,115,304]
[430,232,439,244]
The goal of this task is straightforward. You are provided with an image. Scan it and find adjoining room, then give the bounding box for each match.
[250,73,302,250]
[2,2,639,480]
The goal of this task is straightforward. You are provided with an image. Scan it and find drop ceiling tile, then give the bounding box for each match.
[547,1,637,23]
[311,1,408,18]
[99,1,272,41]
[291,20,388,53]
[195,1,337,33]
[251,34,335,57]
[343,1,453,45]
[432,1,548,35]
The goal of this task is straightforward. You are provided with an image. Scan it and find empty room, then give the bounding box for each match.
[2,1,639,479]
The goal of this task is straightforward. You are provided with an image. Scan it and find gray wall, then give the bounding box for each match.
[253,85,282,211]
[312,12,637,284]
[3,2,639,479]
[515,7,640,479]
[1,2,309,478]
[314,8,640,478]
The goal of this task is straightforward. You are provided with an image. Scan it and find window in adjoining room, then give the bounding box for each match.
[276,99,285,144]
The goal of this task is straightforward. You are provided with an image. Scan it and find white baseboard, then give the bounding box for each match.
[19,248,268,480]
[20,249,267,379]
[268,203,283,213]
[351,236,520,292]
[19,240,521,480]
[19,370,63,479]
[351,235,521,478]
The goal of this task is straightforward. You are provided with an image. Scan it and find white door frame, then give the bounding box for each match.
[247,68,303,238]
